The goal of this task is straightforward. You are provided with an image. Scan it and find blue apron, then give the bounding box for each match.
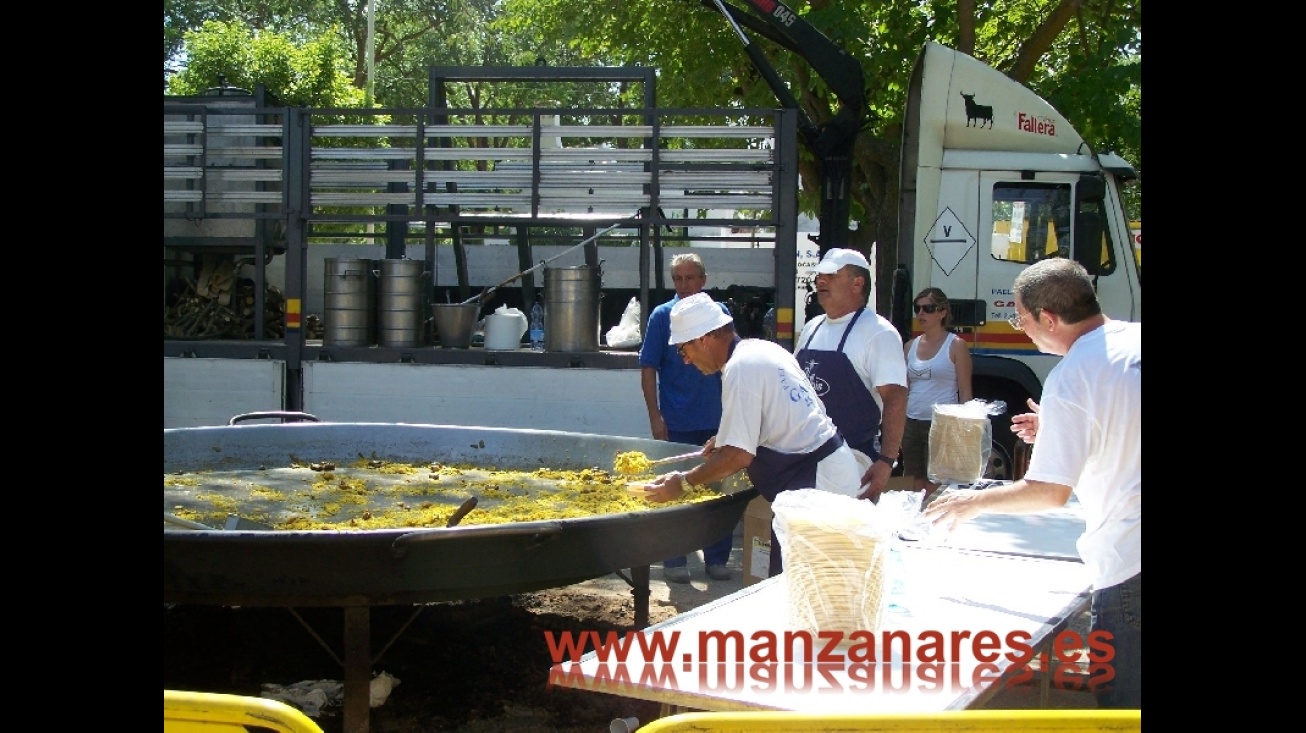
[747,434,845,575]
[795,308,885,460]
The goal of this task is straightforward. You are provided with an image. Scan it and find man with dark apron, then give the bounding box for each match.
[638,253,735,583]
[795,249,908,501]
[638,293,863,574]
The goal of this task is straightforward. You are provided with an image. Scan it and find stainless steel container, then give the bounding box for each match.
[544,265,601,352]
[323,257,375,346]
[432,302,480,348]
[377,259,427,347]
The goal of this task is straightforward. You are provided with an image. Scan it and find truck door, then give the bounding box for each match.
[978,171,1139,326]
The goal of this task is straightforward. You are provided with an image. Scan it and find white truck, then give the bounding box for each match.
[890,42,1141,472]
[708,0,1141,475]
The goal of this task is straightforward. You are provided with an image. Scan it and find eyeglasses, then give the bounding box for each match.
[1007,309,1037,330]
[914,303,942,314]
[677,341,692,358]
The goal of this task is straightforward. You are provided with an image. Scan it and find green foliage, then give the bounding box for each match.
[166,0,221,73]
[167,19,365,108]
[163,0,1142,223]
[497,0,1141,225]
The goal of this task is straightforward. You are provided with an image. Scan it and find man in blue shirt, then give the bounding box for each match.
[639,253,734,583]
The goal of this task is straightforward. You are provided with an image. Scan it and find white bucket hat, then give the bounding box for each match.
[669,292,733,344]
[813,248,871,274]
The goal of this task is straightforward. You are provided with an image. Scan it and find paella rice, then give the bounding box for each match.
[166,460,748,531]
[613,451,653,475]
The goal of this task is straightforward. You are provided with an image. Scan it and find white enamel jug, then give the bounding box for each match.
[483,305,528,350]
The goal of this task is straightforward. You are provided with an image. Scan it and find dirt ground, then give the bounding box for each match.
[163,566,725,732]
[163,523,1095,733]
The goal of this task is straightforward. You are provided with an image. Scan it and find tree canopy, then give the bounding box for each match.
[164,0,1142,293]
[168,19,365,108]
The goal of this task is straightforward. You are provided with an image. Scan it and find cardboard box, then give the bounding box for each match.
[742,496,773,586]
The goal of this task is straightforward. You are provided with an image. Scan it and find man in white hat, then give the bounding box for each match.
[795,248,907,501]
[639,292,863,574]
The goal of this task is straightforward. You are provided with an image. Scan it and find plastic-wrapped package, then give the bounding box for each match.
[874,489,936,617]
[772,489,891,634]
[604,297,643,349]
[928,399,1006,484]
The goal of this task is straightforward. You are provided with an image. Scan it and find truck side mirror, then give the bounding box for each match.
[1076,175,1105,204]
[889,264,912,340]
[1072,175,1114,276]
[1073,210,1104,273]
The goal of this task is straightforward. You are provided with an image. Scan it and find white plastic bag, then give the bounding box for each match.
[604,297,643,349]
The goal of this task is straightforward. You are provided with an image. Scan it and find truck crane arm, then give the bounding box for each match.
[701,0,868,252]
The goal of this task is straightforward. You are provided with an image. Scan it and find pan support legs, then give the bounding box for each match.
[343,606,370,733]
[631,565,651,628]
[286,604,426,733]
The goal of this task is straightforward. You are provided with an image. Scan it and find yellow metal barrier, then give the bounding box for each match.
[163,690,324,733]
[638,710,1140,733]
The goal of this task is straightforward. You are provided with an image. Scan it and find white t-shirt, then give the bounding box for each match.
[718,339,862,498]
[1024,320,1141,589]
[795,309,907,412]
[718,339,840,456]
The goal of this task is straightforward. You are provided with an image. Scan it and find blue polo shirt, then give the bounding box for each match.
[638,295,728,434]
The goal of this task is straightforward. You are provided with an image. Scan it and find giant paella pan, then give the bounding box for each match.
[163,421,756,608]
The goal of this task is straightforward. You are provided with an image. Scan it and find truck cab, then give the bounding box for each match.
[895,42,1142,474]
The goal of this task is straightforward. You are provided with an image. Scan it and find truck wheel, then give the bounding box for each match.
[973,378,1032,484]
[985,439,1013,481]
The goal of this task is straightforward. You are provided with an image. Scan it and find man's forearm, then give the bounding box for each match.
[877,385,907,458]
[640,367,660,417]
[923,477,1072,528]
[684,446,752,487]
[974,478,1072,513]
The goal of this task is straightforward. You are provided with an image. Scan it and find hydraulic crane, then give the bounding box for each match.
[702,0,868,254]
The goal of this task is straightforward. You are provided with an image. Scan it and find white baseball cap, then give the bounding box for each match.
[813,248,871,275]
[669,292,733,344]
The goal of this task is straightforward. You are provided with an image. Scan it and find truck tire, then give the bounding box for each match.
[985,439,1013,481]
[973,378,1033,483]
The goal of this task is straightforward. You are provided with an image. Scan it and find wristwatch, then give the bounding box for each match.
[876,455,899,469]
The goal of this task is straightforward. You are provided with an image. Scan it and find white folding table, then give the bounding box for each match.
[551,503,1093,714]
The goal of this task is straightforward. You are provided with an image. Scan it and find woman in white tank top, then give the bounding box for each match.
[902,288,973,494]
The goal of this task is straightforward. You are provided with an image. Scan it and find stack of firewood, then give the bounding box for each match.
[164,257,286,339]
[304,313,325,340]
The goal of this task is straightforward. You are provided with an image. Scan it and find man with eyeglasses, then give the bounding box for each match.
[925,258,1141,709]
[638,253,735,583]
[638,292,864,575]
[794,248,908,501]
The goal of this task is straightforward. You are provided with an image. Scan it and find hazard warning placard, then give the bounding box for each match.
[925,207,976,276]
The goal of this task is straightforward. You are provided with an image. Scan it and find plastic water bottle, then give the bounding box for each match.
[529,301,545,351]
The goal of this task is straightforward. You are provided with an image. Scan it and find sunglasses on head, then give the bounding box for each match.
[914,303,942,314]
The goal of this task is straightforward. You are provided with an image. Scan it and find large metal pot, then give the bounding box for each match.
[544,264,601,351]
[164,422,755,608]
